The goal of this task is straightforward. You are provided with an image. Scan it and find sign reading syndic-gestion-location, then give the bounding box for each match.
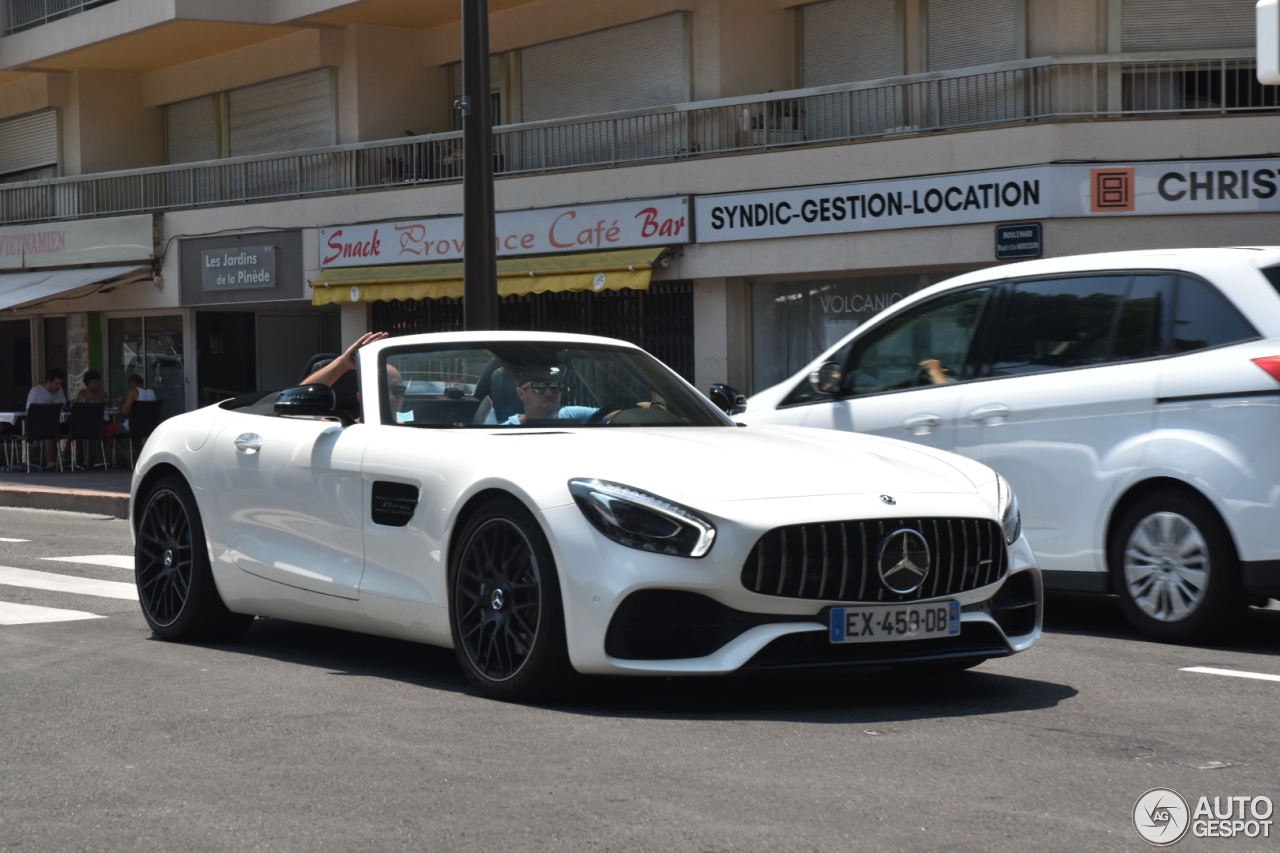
[319,197,689,269]
[201,246,276,291]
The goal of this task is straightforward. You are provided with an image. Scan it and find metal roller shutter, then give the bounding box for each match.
[166,95,219,164]
[1122,0,1256,51]
[0,110,57,177]
[228,68,336,158]
[802,0,901,86]
[521,13,689,122]
[927,0,1021,71]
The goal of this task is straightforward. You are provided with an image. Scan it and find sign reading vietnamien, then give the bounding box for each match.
[694,158,1280,243]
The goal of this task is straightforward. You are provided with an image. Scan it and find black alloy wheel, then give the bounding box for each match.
[1109,489,1245,643]
[136,476,253,642]
[450,498,573,701]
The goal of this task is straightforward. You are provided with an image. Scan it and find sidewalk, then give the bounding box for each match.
[0,468,131,518]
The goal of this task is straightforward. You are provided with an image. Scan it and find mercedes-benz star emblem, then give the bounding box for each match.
[880,495,896,505]
[877,529,931,594]
[490,588,506,611]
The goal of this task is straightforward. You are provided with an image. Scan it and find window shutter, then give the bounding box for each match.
[521,13,689,122]
[166,95,218,164]
[927,0,1021,71]
[0,110,57,177]
[229,68,336,158]
[802,0,901,86]
[450,55,503,98]
[1122,0,1256,51]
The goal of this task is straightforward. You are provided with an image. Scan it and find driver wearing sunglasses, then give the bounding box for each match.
[502,366,597,426]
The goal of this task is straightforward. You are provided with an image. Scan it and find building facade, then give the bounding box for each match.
[0,0,1273,416]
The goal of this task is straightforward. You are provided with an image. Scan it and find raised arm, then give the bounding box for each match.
[303,332,389,387]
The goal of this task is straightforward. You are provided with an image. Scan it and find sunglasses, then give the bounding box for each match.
[522,383,561,394]
[388,384,406,396]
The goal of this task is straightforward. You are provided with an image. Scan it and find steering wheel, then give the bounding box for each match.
[586,402,639,424]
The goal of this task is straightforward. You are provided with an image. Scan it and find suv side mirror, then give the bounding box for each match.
[709,384,747,415]
[275,384,339,418]
[808,361,843,396]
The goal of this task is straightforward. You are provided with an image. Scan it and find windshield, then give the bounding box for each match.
[378,341,733,428]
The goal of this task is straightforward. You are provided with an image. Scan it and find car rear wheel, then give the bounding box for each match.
[449,497,574,702]
[1109,491,1245,643]
[136,476,253,642]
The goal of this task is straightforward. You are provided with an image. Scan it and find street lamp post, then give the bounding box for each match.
[461,0,499,330]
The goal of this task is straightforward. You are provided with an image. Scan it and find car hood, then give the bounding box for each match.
[500,424,982,505]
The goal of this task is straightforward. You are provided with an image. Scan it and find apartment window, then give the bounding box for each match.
[926,0,1023,72]
[449,55,503,131]
[165,69,336,165]
[801,0,903,87]
[1122,0,1256,51]
[0,109,58,181]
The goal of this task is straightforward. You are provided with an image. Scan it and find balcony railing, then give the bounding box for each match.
[3,0,117,34]
[0,50,1273,225]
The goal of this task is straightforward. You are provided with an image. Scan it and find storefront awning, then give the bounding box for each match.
[0,264,152,311]
[309,248,666,306]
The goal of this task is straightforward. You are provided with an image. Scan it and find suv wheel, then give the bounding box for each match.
[1109,491,1245,643]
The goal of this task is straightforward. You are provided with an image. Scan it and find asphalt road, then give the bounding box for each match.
[0,506,1277,853]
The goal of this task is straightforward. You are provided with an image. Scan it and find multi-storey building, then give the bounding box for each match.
[0,0,1272,416]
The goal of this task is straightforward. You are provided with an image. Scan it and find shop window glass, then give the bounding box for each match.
[841,287,991,397]
[109,316,184,422]
[107,317,142,404]
[1172,276,1256,352]
[752,274,940,394]
[985,276,1129,377]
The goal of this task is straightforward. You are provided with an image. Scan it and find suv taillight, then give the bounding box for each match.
[1251,357,1280,384]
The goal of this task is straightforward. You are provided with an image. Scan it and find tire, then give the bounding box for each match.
[1109,490,1245,643]
[136,476,253,642]
[449,497,574,702]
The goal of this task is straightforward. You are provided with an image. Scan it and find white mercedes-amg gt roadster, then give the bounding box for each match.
[130,332,1041,701]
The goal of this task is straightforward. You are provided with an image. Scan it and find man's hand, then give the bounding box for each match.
[304,332,389,387]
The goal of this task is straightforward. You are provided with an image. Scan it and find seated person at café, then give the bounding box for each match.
[117,374,156,431]
[75,370,109,403]
[27,368,67,408]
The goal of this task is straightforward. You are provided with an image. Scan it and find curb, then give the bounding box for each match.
[0,486,129,519]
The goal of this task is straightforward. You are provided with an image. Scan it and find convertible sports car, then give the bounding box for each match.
[130,332,1041,701]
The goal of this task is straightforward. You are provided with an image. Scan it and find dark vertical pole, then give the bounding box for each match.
[461,0,499,330]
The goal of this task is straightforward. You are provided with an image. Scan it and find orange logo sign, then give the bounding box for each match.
[1091,168,1135,212]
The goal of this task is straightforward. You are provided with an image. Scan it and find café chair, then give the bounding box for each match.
[23,404,64,473]
[117,399,163,469]
[68,402,108,471]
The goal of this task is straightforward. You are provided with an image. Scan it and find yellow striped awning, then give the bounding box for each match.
[309,247,665,306]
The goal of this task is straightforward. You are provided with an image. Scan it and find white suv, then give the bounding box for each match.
[741,248,1280,642]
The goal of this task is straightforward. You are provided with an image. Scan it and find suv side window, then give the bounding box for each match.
[840,287,992,397]
[985,276,1129,377]
[1172,276,1257,352]
[1113,275,1175,360]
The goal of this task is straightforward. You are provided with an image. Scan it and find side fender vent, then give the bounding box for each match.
[372,481,419,527]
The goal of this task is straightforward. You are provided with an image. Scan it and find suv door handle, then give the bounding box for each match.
[902,413,942,436]
[968,403,1012,425]
[234,434,263,454]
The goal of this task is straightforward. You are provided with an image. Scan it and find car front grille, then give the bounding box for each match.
[741,518,1008,603]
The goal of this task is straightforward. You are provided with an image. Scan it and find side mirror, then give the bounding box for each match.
[709,383,747,415]
[275,384,338,418]
[808,362,843,396]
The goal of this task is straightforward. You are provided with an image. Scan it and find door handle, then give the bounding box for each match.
[234,434,262,454]
[968,403,1012,425]
[902,413,942,436]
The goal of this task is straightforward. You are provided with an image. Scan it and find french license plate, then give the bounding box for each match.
[829,601,961,643]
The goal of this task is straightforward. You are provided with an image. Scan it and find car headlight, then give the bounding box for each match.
[996,474,1021,545]
[568,479,716,558]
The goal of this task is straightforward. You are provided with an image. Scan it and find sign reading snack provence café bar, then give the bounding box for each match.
[320,197,689,269]
[695,158,1280,243]
[0,214,155,270]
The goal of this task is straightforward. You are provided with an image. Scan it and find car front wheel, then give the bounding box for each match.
[449,497,574,702]
[1109,491,1245,643]
[136,475,253,642]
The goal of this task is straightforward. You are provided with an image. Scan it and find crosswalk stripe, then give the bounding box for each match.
[0,566,138,600]
[0,538,30,543]
[42,555,134,570]
[0,601,105,625]
[1181,666,1280,683]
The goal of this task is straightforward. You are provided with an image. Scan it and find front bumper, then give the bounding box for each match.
[540,500,1043,676]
